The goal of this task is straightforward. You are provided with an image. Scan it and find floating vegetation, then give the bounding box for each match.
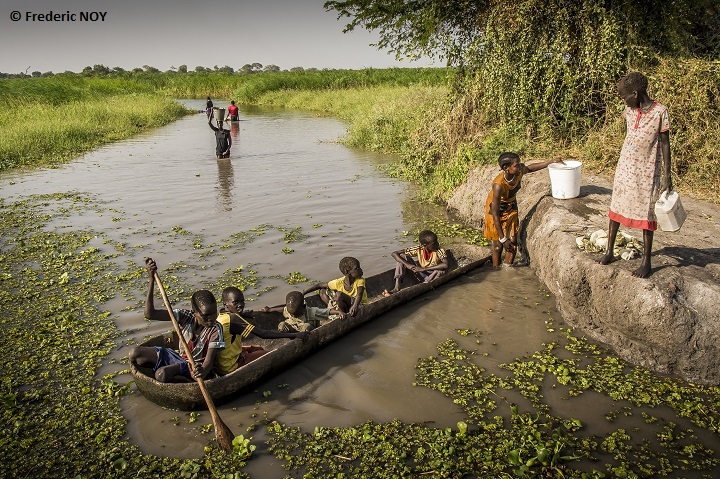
[270,272,311,286]
[267,321,720,478]
[407,219,490,247]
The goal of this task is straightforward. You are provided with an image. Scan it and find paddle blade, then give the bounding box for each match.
[213,414,235,452]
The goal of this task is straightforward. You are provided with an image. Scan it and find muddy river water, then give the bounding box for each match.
[2,100,716,477]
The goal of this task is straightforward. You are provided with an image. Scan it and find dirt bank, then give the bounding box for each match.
[448,164,720,385]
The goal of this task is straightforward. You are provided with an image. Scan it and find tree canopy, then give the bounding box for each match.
[325,0,720,137]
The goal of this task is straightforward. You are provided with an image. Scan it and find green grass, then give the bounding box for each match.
[0,94,188,171]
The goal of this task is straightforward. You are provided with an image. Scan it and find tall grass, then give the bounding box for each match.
[0,93,187,171]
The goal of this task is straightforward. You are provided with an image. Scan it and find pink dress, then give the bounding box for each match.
[609,102,670,231]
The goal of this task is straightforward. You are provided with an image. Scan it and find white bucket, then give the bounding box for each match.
[547,160,582,199]
[213,108,225,122]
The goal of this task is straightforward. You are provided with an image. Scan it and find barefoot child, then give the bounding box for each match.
[265,291,346,333]
[597,72,672,278]
[128,258,225,383]
[303,257,367,317]
[385,230,448,295]
[484,152,564,267]
[214,287,308,375]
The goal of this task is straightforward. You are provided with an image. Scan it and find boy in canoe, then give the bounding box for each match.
[385,230,448,295]
[128,258,225,383]
[303,257,367,317]
[214,287,308,376]
[264,291,346,333]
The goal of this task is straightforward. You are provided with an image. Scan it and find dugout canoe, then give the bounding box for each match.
[130,248,491,410]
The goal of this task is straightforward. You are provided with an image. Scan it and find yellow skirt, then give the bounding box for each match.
[484,209,519,241]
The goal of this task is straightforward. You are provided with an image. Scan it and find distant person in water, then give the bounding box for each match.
[206,96,213,119]
[226,100,239,122]
[208,116,231,159]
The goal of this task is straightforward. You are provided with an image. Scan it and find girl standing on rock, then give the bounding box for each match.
[597,72,672,278]
[484,152,563,267]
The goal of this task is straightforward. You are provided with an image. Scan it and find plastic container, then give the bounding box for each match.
[213,108,226,122]
[547,160,582,199]
[655,190,686,232]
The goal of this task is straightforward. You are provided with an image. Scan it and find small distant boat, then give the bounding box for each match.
[130,248,491,410]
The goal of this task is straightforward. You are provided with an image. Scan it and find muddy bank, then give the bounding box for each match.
[448,164,720,385]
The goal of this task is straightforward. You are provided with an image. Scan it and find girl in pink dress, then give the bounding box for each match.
[597,72,672,278]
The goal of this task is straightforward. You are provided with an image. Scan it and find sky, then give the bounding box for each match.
[0,0,438,74]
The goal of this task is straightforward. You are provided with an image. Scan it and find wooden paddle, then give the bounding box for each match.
[152,270,235,452]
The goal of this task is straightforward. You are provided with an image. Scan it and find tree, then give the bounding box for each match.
[263,64,281,72]
[240,64,254,74]
[217,65,234,74]
[195,65,209,73]
[251,63,263,72]
[325,0,720,138]
[178,64,188,73]
[143,65,160,74]
[290,66,305,73]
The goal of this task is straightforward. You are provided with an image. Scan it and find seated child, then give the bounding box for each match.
[265,291,346,332]
[128,258,224,383]
[214,286,308,375]
[303,256,367,317]
[386,230,448,295]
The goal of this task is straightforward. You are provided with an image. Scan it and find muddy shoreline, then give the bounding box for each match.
[448,164,720,385]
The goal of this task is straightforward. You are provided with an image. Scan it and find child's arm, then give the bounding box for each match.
[421,256,448,272]
[391,249,419,271]
[349,286,364,317]
[208,117,219,131]
[659,130,672,192]
[524,159,565,173]
[193,347,219,379]
[143,258,172,321]
[228,314,309,342]
[303,282,328,296]
[489,184,506,241]
[260,305,284,313]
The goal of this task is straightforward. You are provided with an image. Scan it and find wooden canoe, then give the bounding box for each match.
[130,248,490,410]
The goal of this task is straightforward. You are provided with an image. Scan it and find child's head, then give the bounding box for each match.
[498,152,521,171]
[339,256,363,280]
[285,291,306,317]
[419,230,440,252]
[230,100,236,105]
[221,286,245,314]
[191,290,218,326]
[617,72,648,108]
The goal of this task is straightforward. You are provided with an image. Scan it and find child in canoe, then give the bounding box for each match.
[303,256,367,317]
[384,230,448,295]
[214,286,308,376]
[264,291,346,332]
[128,258,225,383]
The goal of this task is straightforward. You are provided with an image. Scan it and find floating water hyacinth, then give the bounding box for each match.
[576,229,644,260]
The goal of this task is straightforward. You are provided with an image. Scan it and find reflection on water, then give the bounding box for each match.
[216,158,235,211]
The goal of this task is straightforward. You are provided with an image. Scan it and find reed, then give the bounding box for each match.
[0,94,187,171]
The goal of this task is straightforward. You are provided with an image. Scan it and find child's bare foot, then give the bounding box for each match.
[632,263,652,278]
[596,252,615,265]
[382,288,399,297]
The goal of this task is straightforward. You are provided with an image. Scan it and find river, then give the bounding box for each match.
[1,100,716,477]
